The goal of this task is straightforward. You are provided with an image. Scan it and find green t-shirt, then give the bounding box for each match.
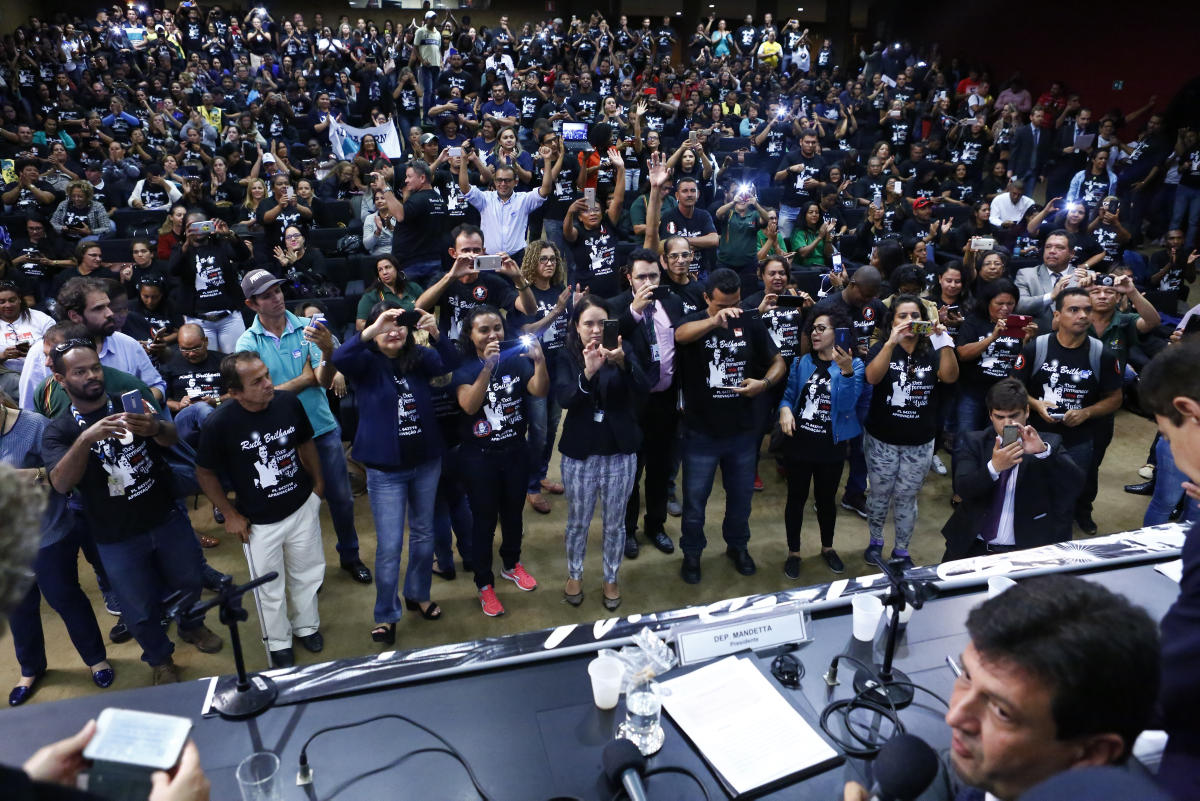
[35,367,161,419]
[1090,310,1141,373]
[356,281,424,322]
[788,228,827,267]
[630,193,678,231]
[716,208,762,270]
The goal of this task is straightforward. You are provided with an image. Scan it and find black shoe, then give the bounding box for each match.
[1076,515,1099,536]
[1124,480,1155,496]
[888,550,915,571]
[212,505,225,524]
[821,549,846,574]
[92,667,115,688]
[649,530,675,554]
[432,563,457,581]
[863,542,884,566]
[726,546,757,576]
[623,532,640,559]
[841,493,868,519]
[681,554,702,584]
[270,648,295,668]
[109,620,132,643]
[201,564,231,591]
[8,671,43,707]
[298,632,324,653]
[341,559,372,584]
[783,555,802,580]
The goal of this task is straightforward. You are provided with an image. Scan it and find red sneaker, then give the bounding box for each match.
[500,563,538,591]
[753,472,764,492]
[479,586,505,617]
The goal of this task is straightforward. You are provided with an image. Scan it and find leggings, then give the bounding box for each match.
[562,452,637,584]
[783,458,845,551]
[864,433,934,551]
[459,446,530,589]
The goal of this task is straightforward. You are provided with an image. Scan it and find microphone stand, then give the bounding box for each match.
[167,572,281,720]
[852,557,937,710]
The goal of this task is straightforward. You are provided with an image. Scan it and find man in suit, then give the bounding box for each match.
[1007,106,1052,193]
[1045,107,1096,202]
[1138,340,1200,801]
[1014,230,1073,332]
[941,378,1083,561]
[616,248,685,558]
[843,574,1160,801]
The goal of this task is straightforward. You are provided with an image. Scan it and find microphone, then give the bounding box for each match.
[602,738,648,801]
[869,733,939,801]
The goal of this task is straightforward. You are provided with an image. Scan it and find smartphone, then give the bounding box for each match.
[120,389,143,415]
[970,236,996,251]
[946,304,960,316]
[834,327,854,352]
[396,310,421,327]
[309,314,327,329]
[1003,313,1032,336]
[1001,424,1021,448]
[449,146,463,157]
[650,285,672,301]
[474,254,502,271]
[831,253,844,272]
[583,186,597,209]
[285,186,295,201]
[775,295,806,308]
[910,320,934,335]
[602,318,619,349]
[1105,198,1118,214]
[187,220,215,236]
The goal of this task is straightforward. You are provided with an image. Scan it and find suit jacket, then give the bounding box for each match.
[1008,123,1051,177]
[552,344,650,459]
[941,429,1083,562]
[1014,263,1066,332]
[1050,121,1095,175]
[612,289,686,391]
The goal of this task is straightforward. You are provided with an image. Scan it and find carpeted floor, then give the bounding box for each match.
[0,408,1163,706]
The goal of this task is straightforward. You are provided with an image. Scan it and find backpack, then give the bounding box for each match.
[1030,333,1102,378]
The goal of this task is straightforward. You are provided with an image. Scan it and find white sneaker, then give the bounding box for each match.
[930,454,948,476]
[1138,464,1155,480]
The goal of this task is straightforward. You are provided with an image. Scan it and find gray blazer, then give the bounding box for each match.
[1014,263,1067,331]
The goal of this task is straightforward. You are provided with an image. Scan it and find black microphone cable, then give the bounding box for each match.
[295,713,495,800]
[606,766,713,801]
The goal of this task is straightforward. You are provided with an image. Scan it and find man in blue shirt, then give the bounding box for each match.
[479,82,519,129]
[234,269,372,584]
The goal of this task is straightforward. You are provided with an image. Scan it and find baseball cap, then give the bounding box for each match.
[912,197,933,209]
[418,133,437,145]
[424,10,437,19]
[240,268,286,299]
[262,152,276,163]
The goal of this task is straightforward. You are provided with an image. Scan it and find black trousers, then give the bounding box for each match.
[625,389,680,538]
[460,446,530,589]
[1076,414,1116,519]
[783,457,845,550]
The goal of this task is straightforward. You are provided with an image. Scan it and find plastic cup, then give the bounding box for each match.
[852,594,884,642]
[988,576,1017,599]
[236,752,281,801]
[587,656,624,710]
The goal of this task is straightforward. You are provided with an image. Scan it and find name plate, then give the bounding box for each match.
[673,605,809,665]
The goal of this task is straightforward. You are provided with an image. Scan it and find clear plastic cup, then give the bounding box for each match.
[852,594,884,641]
[236,752,281,801]
[587,656,624,710]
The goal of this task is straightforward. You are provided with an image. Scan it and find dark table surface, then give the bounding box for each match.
[0,562,1181,801]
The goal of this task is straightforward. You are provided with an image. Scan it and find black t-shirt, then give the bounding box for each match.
[663,277,706,316]
[432,169,481,226]
[255,198,311,253]
[660,207,716,279]
[537,156,580,219]
[955,314,1023,390]
[1016,336,1122,446]
[452,354,535,453]
[675,309,778,434]
[195,391,315,524]
[742,292,806,364]
[436,273,519,340]
[42,395,175,543]
[812,292,885,355]
[865,343,941,446]
[508,285,569,354]
[391,187,447,265]
[777,150,825,207]
[786,358,843,461]
[569,221,621,298]
[161,350,225,403]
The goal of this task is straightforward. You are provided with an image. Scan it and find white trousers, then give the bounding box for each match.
[244,493,325,651]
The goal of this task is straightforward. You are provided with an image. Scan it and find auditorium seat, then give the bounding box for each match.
[99,238,136,262]
[314,199,355,228]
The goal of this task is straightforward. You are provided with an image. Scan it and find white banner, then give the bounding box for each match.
[328,117,405,161]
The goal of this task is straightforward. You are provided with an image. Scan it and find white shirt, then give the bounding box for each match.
[982,442,1053,546]
[19,331,165,410]
[989,192,1035,226]
[464,186,546,256]
[2,309,53,372]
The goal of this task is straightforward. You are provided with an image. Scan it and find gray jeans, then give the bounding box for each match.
[864,432,934,551]
[562,452,637,583]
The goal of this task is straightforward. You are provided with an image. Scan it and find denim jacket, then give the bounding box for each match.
[779,354,865,444]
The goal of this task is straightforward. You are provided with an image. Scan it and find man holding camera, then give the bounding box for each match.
[170,213,250,353]
[374,160,448,287]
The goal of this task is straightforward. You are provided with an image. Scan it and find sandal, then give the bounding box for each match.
[527,493,551,514]
[540,480,565,495]
[405,598,442,620]
[370,623,396,645]
[602,583,621,612]
[432,563,457,581]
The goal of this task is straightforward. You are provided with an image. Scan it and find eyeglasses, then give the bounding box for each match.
[493,177,515,183]
[53,338,95,355]
[811,324,830,333]
[179,343,205,352]
[667,252,692,261]
[538,255,557,263]
[284,233,303,240]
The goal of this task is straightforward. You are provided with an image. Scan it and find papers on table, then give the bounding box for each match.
[1156,559,1183,584]
[659,656,841,796]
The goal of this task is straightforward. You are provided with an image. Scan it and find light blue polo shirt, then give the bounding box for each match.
[236,311,338,438]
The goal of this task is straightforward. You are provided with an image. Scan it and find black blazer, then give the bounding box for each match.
[1008,123,1052,177]
[552,343,650,459]
[941,428,1084,562]
[611,289,686,388]
[1049,121,1096,175]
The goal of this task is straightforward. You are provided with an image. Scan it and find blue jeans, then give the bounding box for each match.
[313,428,361,562]
[400,257,443,287]
[174,401,215,450]
[679,428,758,556]
[953,387,989,492]
[8,513,107,677]
[778,203,803,240]
[1170,183,1200,250]
[1145,435,1200,525]
[525,394,562,493]
[366,459,441,624]
[185,313,247,354]
[94,505,206,666]
[418,66,439,113]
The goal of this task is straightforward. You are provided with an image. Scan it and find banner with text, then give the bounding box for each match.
[329,118,405,161]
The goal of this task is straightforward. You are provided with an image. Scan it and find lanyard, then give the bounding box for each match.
[70,397,118,466]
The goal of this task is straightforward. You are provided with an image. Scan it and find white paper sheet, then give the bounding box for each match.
[659,656,838,794]
[1155,559,1183,584]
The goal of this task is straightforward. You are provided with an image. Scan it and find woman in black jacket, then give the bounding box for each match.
[554,295,649,610]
